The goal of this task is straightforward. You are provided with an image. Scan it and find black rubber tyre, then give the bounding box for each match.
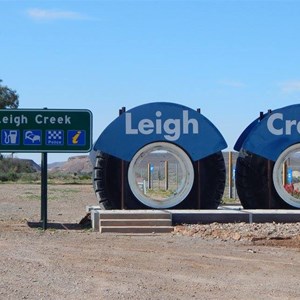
[93,151,125,209]
[195,151,226,209]
[235,150,293,209]
[93,151,226,209]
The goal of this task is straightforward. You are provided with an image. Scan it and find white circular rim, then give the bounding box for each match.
[273,143,300,208]
[128,142,194,208]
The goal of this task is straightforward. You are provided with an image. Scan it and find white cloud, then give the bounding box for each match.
[26,8,89,21]
[280,80,300,93]
[218,80,246,88]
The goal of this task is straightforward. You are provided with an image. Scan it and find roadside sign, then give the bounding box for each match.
[0,109,92,152]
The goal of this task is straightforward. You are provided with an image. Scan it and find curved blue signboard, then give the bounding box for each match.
[93,102,227,161]
[234,104,300,161]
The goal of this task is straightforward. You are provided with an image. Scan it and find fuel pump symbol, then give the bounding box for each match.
[2,130,19,145]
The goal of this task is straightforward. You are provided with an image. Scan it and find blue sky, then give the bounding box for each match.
[1,0,300,163]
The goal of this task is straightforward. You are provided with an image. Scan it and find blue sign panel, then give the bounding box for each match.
[287,168,293,184]
[150,164,154,173]
[93,102,227,161]
[234,104,300,161]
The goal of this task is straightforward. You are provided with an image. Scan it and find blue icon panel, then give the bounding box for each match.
[24,130,42,145]
[1,129,20,145]
[67,130,86,146]
[46,130,64,146]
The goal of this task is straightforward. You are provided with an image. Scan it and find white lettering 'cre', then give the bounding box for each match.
[267,113,300,135]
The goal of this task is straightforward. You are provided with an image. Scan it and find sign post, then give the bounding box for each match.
[0,109,93,229]
[41,152,48,230]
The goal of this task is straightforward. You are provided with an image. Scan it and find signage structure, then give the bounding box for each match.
[234,104,300,161]
[91,102,227,212]
[93,102,227,161]
[0,109,92,152]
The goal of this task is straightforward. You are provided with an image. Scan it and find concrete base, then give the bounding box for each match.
[171,208,300,224]
[87,205,300,232]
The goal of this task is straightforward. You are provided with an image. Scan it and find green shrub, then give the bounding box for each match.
[18,172,41,183]
[0,171,20,182]
[0,157,37,182]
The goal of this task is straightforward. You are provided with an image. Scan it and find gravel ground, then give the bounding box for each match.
[175,222,300,247]
[0,183,300,299]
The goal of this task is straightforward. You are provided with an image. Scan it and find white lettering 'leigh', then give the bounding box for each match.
[125,110,199,141]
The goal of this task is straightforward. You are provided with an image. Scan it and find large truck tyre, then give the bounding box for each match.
[93,144,225,209]
[197,151,226,209]
[236,150,295,209]
[93,151,124,210]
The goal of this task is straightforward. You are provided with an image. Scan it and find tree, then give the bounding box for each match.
[0,80,19,109]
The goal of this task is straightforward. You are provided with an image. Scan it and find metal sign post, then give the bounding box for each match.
[41,152,48,230]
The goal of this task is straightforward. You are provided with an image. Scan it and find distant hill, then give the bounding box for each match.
[19,159,41,172]
[48,155,92,174]
[48,161,65,169]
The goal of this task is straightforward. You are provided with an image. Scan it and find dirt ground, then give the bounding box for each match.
[0,184,300,300]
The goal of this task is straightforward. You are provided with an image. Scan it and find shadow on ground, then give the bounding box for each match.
[27,213,92,230]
